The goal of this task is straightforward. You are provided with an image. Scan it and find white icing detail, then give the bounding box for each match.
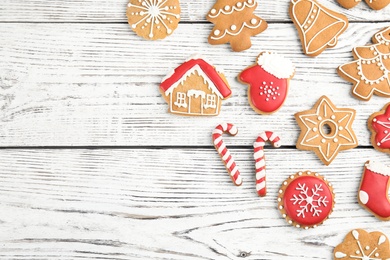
[256,169,266,180]
[210,21,263,41]
[256,182,265,191]
[231,25,237,30]
[214,136,223,145]
[290,182,329,218]
[253,141,265,148]
[379,235,386,246]
[352,230,359,240]
[208,0,257,18]
[257,52,295,79]
[214,30,221,36]
[188,89,206,98]
[259,132,268,142]
[290,0,347,55]
[359,190,369,204]
[335,252,346,258]
[236,175,243,185]
[365,161,390,176]
[222,150,230,160]
[255,159,265,168]
[251,18,257,25]
[213,129,223,135]
[254,150,264,158]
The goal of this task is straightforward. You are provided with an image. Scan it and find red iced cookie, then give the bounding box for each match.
[278,171,335,229]
[369,102,390,153]
[238,52,295,115]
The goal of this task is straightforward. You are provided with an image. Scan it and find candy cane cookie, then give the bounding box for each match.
[213,123,242,186]
[254,131,281,196]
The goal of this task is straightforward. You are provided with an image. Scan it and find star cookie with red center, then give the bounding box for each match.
[368,102,390,154]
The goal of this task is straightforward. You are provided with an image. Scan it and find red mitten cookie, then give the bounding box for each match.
[238,52,295,114]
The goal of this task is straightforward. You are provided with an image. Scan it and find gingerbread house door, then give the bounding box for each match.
[187,90,206,115]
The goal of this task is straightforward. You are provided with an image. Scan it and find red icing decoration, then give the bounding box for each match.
[371,104,390,149]
[359,164,390,219]
[239,65,289,113]
[160,58,232,98]
[283,176,333,226]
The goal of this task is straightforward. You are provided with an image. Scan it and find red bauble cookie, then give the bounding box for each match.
[278,171,335,229]
[238,52,295,115]
[369,102,390,153]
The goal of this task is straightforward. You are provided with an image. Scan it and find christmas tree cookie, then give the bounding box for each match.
[338,27,390,101]
[207,0,268,52]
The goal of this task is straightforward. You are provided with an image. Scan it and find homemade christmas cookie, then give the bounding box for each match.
[295,96,358,165]
[160,56,232,116]
[253,131,281,196]
[359,161,390,221]
[368,103,390,154]
[334,229,390,259]
[207,0,268,52]
[289,0,348,57]
[126,0,181,40]
[213,123,242,186]
[337,0,390,10]
[278,171,335,229]
[338,27,390,101]
[238,52,295,115]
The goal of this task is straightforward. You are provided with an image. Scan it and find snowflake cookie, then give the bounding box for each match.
[278,171,335,229]
[334,229,390,260]
[126,0,181,40]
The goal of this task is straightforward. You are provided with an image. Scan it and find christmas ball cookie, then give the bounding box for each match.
[334,229,390,259]
[126,0,181,40]
[238,52,295,115]
[278,171,335,229]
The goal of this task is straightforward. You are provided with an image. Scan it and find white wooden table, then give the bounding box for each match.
[1,0,390,259]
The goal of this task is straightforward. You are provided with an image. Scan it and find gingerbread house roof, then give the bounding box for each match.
[160,58,231,98]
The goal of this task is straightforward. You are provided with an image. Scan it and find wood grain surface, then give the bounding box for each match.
[1,0,390,259]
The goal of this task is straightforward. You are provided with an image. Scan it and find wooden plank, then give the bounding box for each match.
[0,148,389,259]
[1,22,389,147]
[1,0,390,22]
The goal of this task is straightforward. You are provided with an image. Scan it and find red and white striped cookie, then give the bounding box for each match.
[213,123,242,186]
[254,131,281,196]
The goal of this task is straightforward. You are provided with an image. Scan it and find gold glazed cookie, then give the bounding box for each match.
[278,171,335,229]
[337,0,390,10]
[160,56,232,116]
[207,0,268,52]
[289,0,348,57]
[334,229,390,259]
[338,27,390,101]
[126,0,181,40]
[295,96,358,165]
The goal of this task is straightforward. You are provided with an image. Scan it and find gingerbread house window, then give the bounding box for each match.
[174,92,187,108]
[204,94,217,109]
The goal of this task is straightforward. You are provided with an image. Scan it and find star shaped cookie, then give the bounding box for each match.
[295,96,358,165]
